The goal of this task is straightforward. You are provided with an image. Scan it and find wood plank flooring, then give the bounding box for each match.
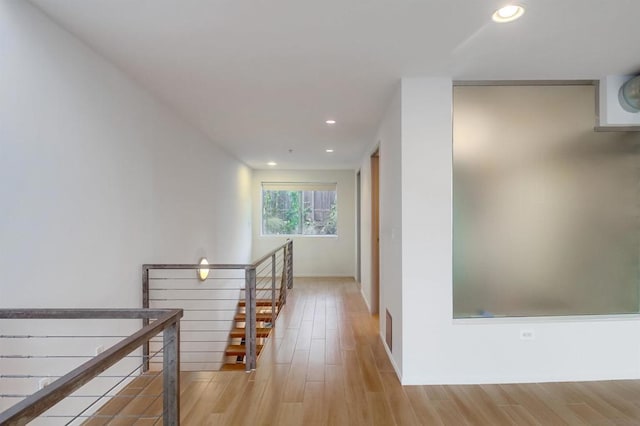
[99,277,640,425]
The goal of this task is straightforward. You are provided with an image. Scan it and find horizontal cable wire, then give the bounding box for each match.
[149,276,244,281]
[41,414,162,419]
[64,342,167,425]
[0,310,206,425]
[0,354,159,359]
[182,308,237,312]
[0,335,128,339]
[0,374,162,379]
[0,336,166,420]
[148,287,245,291]
[0,393,161,399]
[148,298,244,301]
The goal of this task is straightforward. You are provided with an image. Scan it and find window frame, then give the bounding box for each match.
[260,182,338,237]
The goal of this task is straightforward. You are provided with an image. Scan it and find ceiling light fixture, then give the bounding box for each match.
[267,161,277,166]
[325,119,336,125]
[326,149,334,153]
[492,4,525,23]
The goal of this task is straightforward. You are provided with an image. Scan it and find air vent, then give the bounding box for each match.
[385,309,392,352]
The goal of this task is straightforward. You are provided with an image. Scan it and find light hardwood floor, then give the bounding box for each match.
[105,277,640,425]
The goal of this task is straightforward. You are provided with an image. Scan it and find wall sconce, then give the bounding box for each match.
[198,257,209,281]
[620,75,640,112]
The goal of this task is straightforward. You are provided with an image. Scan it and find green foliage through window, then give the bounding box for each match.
[262,186,337,235]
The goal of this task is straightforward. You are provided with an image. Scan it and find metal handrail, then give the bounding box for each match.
[0,308,180,319]
[250,242,290,268]
[142,240,291,271]
[0,308,183,425]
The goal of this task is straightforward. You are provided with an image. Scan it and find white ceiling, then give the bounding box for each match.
[30,0,640,169]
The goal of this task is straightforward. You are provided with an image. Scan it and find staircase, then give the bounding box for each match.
[143,239,293,373]
[220,290,286,371]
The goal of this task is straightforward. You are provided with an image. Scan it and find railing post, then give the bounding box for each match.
[287,241,293,288]
[271,254,277,326]
[163,320,180,426]
[142,266,150,373]
[245,267,257,371]
[286,240,293,289]
[281,245,287,305]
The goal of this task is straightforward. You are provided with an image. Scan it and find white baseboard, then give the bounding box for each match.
[360,287,372,312]
[355,284,402,381]
[379,332,402,382]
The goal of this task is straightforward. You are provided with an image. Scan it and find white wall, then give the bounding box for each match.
[150,135,253,265]
[251,169,355,277]
[400,77,640,385]
[358,87,404,375]
[0,0,252,309]
[0,0,252,404]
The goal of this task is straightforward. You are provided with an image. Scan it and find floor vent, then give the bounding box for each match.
[385,309,392,352]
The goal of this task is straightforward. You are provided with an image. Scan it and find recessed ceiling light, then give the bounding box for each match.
[326,149,334,153]
[492,4,525,23]
[267,161,277,166]
[325,119,336,125]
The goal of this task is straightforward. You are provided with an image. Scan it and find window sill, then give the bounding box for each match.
[260,234,338,238]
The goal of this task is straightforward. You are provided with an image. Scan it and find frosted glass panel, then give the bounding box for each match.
[453,85,640,318]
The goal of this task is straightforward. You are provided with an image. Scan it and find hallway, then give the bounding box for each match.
[5,3,640,423]
[178,277,387,424]
[172,277,640,425]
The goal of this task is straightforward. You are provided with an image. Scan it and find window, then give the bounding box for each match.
[453,83,640,318]
[262,182,337,235]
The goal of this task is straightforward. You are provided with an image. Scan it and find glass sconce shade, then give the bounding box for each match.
[198,258,209,281]
[620,76,640,112]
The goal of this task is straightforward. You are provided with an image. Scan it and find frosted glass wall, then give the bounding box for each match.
[453,84,640,318]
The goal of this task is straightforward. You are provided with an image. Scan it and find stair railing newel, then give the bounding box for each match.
[286,239,294,290]
[271,253,277,326]
[244,266,257,371]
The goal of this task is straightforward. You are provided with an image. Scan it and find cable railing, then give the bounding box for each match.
[0,242,293,424]
[143,239,293,372]
[0,308,182,425]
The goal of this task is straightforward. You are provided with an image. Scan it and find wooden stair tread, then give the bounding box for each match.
[217,295,286,371]
[238,299,280,307]
[234,312,274,322]
[225,344,263,356]
[229,327,272,338]
[220,363,248,371]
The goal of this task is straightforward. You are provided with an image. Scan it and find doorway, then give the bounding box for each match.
[371,150,380,314]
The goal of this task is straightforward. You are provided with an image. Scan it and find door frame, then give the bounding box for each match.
[371,150,380,314]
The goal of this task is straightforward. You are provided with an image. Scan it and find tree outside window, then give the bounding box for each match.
[262,183,337,236]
